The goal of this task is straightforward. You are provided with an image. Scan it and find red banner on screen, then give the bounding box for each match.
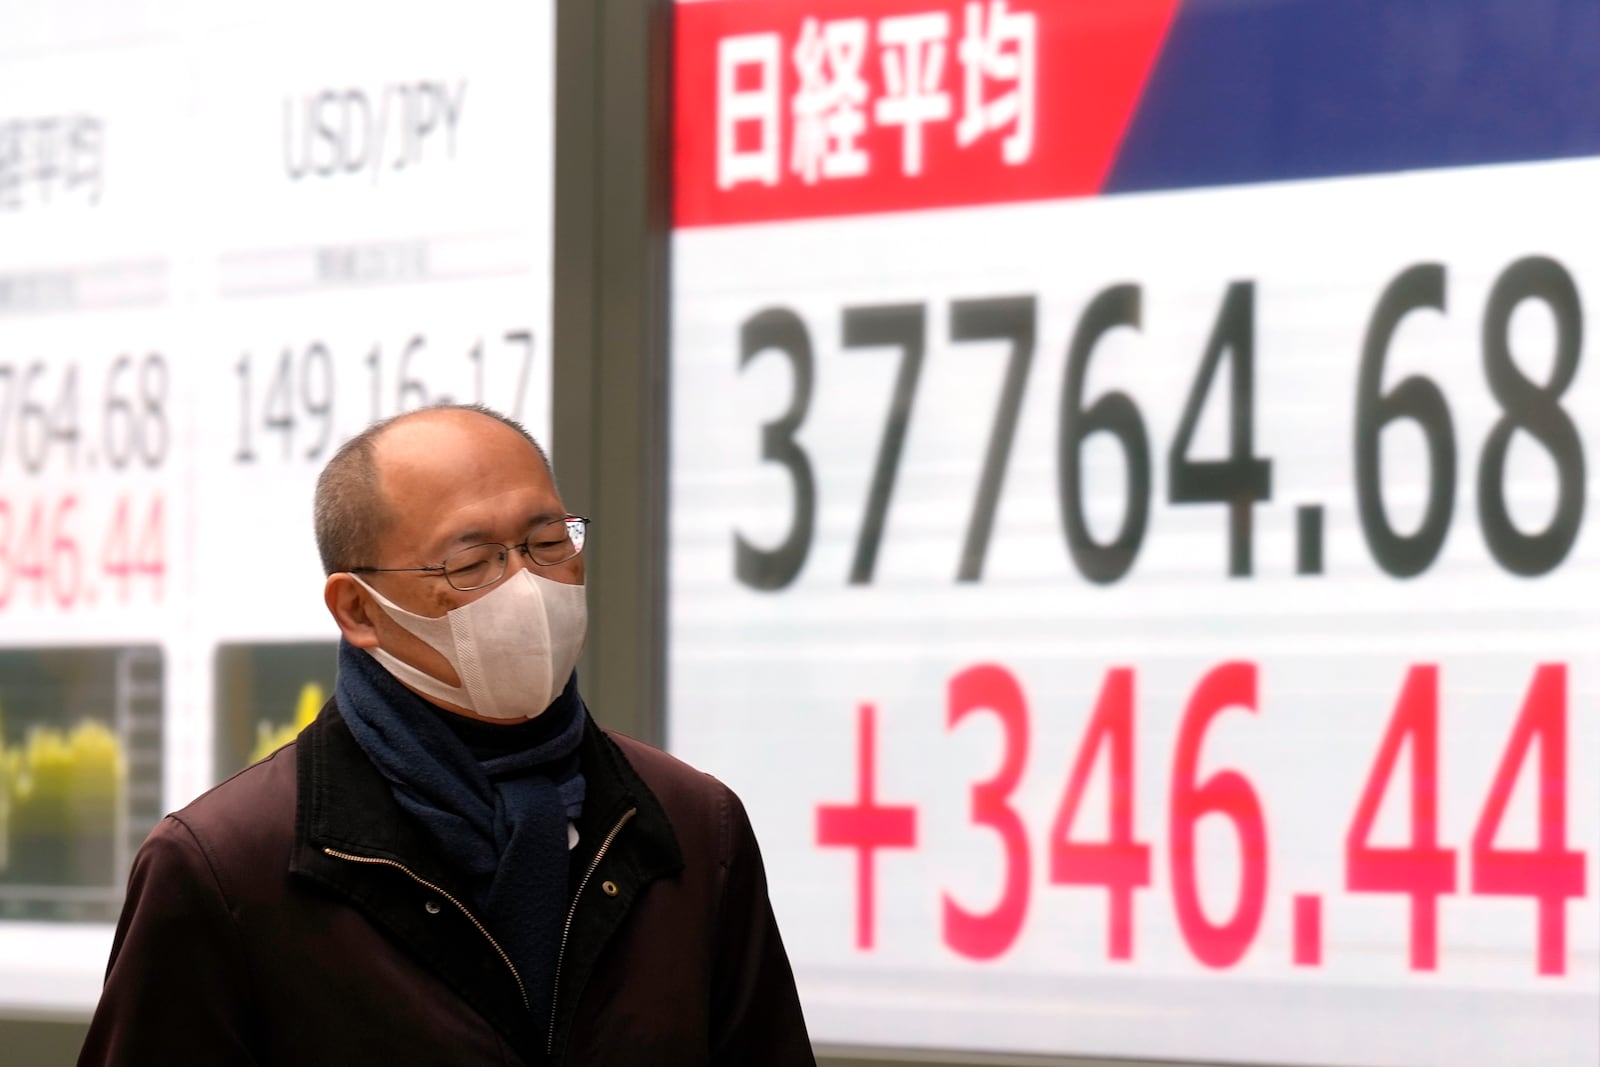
[673,0,1180,228]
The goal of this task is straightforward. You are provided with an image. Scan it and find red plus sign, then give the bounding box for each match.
[815,702,919,950]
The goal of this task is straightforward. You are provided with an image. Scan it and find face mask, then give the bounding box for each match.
[351,570,587,720]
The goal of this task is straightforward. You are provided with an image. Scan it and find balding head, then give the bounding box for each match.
[312,403,550,576]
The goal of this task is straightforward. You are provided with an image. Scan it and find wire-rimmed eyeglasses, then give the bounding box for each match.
[350,516,589,592]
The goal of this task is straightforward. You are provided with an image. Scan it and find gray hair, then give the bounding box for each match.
[312,403,550,575]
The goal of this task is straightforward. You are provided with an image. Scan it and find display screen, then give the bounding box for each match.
[0,0,553,1016]
[667,1,1600,1064]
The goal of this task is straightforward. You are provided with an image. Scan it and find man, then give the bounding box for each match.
[80,404,814,1065]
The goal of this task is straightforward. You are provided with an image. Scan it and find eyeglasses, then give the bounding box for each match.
[351,516,590,592]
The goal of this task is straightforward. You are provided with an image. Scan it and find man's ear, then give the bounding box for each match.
[325,573,381,648]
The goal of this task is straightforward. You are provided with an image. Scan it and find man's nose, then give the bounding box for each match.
[505,543,535,577]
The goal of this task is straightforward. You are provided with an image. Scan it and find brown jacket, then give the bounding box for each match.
[79,704,814,1065]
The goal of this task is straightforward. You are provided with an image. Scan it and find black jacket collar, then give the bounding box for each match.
[294,700,681,880]
[289,699,684,1062]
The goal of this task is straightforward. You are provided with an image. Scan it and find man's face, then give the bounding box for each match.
[355,409,583,698]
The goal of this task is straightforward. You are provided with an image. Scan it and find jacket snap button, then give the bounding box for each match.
[424,900,442,915]
[601,880,619,897]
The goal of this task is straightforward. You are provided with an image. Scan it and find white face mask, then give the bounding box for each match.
[351,570,587,720]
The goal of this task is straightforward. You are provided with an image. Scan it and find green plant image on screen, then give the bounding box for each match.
[249,681,324,764]
[0,647,163,922]
[214,642,336,780]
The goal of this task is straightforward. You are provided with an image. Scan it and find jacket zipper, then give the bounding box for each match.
[547,807,636,1058]
[322,848,530,1012]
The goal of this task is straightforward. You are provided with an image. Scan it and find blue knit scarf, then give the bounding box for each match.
[335,640,586,1022]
